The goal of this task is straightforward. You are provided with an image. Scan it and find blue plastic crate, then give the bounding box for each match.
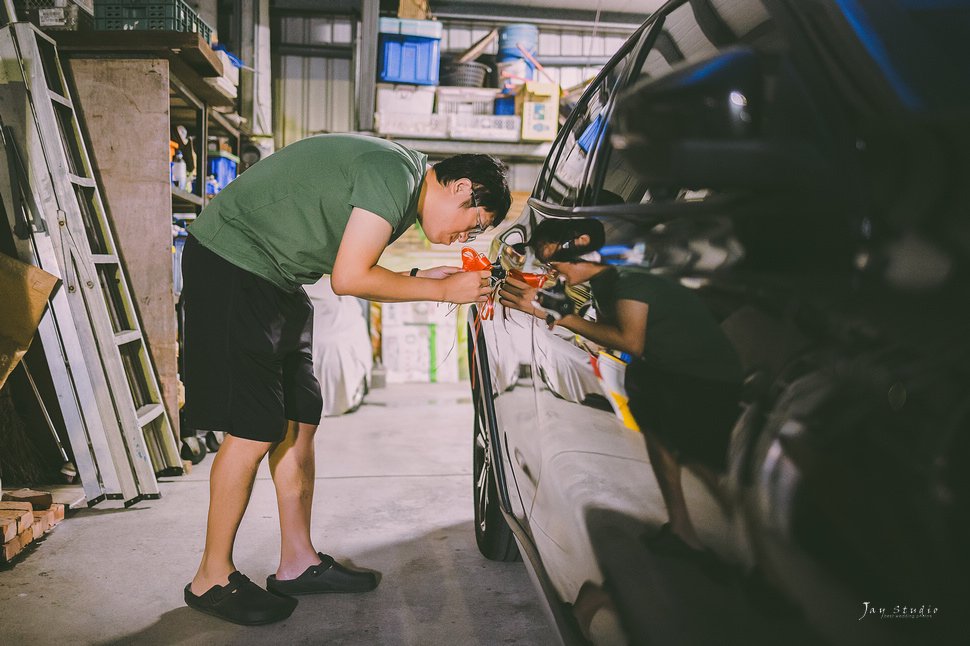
[206,152,238,194]
[378,33,440,86]
[494,94,515,115]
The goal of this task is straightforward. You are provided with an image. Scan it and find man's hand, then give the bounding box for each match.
[498,277,543,317]
[419,266,462,280]
[442,270,492,304]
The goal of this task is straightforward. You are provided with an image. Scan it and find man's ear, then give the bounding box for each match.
[453,177,472,196]
[575,233,592,247]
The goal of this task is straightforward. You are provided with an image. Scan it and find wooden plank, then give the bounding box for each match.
[0,514,19,543]
[0,508,34,535]
[2,526,34,563]
[3,488,53,510]
[51,503,65,523]
[0,500,33,514]
[169,55,235,108]
[67,57,182,444]
[52,31,222,77]
[31,510,51,537]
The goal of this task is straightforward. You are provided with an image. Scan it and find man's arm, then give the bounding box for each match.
[332,207,490,303]
[555,300,647,357]
[499,277,647,356]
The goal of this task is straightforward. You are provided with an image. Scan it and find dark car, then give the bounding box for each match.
[467,1,969,644]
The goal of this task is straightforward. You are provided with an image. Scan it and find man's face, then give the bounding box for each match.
[549,262,590,286]
[421,176,493,245]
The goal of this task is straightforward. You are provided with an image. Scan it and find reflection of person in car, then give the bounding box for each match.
[499,219,742,555]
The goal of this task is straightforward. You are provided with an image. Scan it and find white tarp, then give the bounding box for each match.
[304,277,373,417]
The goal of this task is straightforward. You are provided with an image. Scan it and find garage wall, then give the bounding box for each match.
[439,20,629,89]
[273,13,636,146]
[273,14,356,148]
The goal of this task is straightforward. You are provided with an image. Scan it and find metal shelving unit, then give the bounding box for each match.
[382,137,552,161]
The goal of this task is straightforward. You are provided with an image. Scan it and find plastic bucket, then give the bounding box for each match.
[498,23,538,59]
[496,55,536,87]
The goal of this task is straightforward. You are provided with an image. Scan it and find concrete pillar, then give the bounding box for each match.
[66,57,180,438]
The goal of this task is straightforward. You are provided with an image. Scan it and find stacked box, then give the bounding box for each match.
[436,87,499,115]
[381,302,459,383]
[377,17,442,86]
[376,84,436,115]
[516,82,560,142]
[375,112,448,139]
[448,114,521,142]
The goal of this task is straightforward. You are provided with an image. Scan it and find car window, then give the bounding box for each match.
[591,0,775,206]
[536,27,646,208]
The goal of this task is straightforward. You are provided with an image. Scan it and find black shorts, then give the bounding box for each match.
[625,361,741,469]
[181,234,322,442]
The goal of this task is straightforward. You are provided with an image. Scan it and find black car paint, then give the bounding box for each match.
[469,1,968,644]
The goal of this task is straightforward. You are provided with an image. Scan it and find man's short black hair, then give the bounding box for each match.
[530,218,606,262]
[433,154,512,227]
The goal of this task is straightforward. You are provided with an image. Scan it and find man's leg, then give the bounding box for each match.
[190,435,272,594]
[269,420,322,579]
[642,427,704,551]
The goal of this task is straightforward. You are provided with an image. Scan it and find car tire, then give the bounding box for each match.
[470,330,520,562]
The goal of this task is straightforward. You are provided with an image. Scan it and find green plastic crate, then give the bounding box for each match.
[93,0,212,42]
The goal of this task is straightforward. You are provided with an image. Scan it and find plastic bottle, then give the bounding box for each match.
[172,151,187,190]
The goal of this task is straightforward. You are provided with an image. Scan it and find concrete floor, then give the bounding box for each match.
[0,383,555,646]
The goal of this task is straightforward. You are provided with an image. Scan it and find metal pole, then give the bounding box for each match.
[358,0,379,132]
[21,360,70,463]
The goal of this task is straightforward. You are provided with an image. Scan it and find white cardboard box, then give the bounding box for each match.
[382,322,459,383]
[376,84,436,115]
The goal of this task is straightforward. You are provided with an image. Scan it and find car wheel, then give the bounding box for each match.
[471,343,520,562]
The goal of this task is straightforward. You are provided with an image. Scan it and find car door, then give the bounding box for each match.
[480,222,541,527]
[520,18,664,630]
[524,1,820,643]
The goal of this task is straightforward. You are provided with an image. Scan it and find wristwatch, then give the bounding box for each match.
[409,267,419,277]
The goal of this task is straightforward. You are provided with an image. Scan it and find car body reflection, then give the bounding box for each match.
[466,1,968,644]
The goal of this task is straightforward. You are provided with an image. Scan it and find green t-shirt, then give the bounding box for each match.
[189,134,427,292]
[589,267,742,384]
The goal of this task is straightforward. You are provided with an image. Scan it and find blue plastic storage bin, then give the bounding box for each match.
[207,151,239,194]
[494,94,515,115]
[378,33,440,85]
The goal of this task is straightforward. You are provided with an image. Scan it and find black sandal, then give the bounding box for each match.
[184,571,297,625]
[266,553,379,595]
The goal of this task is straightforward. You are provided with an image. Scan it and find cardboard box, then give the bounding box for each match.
[215,50,240,87]
[382,323,459,383]
[0,253,59,390]
[398,0,429,20]
[515,82,560,142]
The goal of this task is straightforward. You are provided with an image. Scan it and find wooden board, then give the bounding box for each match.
[3,489,53,510]
[0,500,33,515]
[2,525,34,563]
[54,31,234,108]
[31,511,50,537]
[0,512,21,543]
[52,31,222,77]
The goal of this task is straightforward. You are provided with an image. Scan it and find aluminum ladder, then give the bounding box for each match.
[0,22,182,505]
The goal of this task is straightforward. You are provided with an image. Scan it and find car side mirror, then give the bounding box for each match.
[611,46,833,190]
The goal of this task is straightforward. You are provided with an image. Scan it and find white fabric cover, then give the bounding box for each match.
[304,277,373,418]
